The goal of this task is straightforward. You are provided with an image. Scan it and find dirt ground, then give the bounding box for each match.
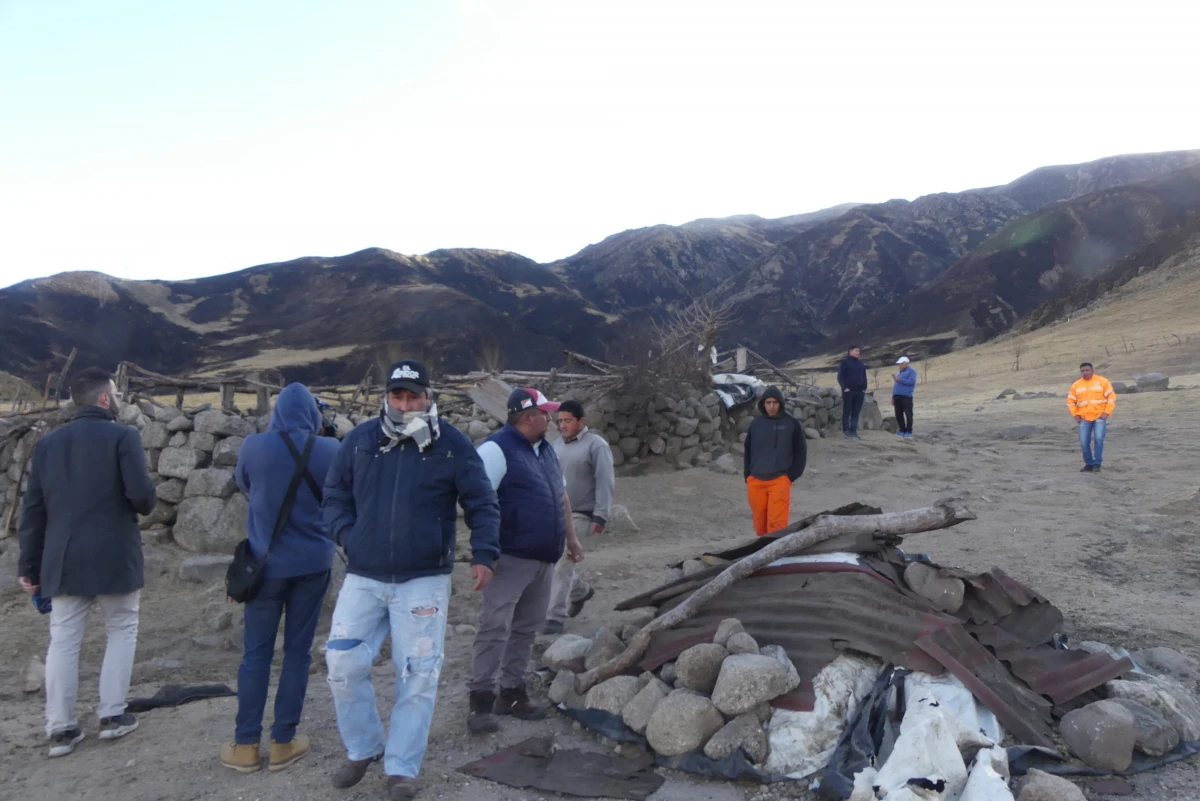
[2,375,1200,801]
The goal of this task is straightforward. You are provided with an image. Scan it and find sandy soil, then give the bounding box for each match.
[2,380,1199,801]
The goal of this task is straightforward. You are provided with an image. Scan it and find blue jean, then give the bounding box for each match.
[235,569,331,745]
[325,573,450,779]
[842,390,865,433]
[1079,418,1107,466]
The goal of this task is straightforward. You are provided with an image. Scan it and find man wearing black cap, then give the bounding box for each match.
[466,387,584,734]
[321,360,500,800]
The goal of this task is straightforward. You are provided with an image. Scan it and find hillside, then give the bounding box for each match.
[832,165,1200,356]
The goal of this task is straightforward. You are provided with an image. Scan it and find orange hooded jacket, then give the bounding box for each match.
[1067,375,1115,421]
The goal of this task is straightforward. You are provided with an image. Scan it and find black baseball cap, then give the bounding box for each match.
[385,360,430,394]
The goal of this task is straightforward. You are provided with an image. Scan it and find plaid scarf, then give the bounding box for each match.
[379,398,440,453]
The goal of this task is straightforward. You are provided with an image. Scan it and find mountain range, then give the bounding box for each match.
[3,149,1199,384]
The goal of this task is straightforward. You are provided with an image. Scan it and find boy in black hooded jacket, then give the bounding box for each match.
[742,386,807,535]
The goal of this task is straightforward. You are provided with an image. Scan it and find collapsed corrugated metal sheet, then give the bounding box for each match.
[915,624,1057,748]
[969,624,1134,705]
[956,568,1063,645]
[643,564,958,711]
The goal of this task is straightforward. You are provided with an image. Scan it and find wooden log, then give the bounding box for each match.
[573,501,976,694]
[255,385,271,416]
[220,382,236,412]
[175,387,185,410]
[53,347,77,402]
[562,349,616,374]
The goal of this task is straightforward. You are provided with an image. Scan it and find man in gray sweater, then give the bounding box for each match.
[546,401,615,634]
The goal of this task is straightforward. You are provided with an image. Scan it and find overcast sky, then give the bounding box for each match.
[1,0,1198,288]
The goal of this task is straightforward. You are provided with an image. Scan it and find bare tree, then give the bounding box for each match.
[1011,341,1026,372]
[624,296,735,395]
[477,340,505,373]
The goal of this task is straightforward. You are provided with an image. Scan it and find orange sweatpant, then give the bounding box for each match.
[746,475,792,536]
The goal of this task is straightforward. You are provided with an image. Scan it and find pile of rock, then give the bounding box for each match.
[543,616,796,767]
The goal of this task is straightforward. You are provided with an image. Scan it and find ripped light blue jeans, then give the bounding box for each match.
[325,573,450,779]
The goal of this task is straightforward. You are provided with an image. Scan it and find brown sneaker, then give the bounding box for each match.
[331,753,381,789]
[468,690,499,734]
[268,733,310,772]
[387,775,422,800]
[495,686,548,720]
[220,742,262,773]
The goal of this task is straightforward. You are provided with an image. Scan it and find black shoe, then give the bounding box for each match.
[842,432,852,439]
[1092,465,1102,474]
[99,713,138,740]
[567,586,595,619]
[331,754,381,789]
[48,728,84,758]
[851,432,862,440]
[1080,465,1094,473]
[541,620,565,635]
[468,690,499,734]
[387,775,421,800]
[494,686,548,721]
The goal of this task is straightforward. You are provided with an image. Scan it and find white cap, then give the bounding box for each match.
[896,356,911,364]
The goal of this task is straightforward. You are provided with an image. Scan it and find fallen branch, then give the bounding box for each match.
[573,501,976,694]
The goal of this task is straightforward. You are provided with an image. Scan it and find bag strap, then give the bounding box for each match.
[262,433,317,559]
[280,432,323,502]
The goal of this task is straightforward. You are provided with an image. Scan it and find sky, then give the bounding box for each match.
[2,0,1198,288]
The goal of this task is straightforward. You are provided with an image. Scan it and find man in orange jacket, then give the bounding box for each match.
[1067,362,1115,473]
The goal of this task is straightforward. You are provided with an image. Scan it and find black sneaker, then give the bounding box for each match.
[468,690,499,734]
[98,713,139,740]
[494,685,548,721]
[1092,465,1102,474]
[541,620,565,635]
[851,432,862,440]
[567,586,595,619]
[1080,465,1094,473]
[49,728,84,758]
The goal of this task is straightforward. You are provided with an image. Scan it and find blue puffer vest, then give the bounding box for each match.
[486,424,567,563]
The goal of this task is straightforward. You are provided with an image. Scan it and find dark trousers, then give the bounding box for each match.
[236,569,331,744]
[893,395,914,434]
[841,390,866,433]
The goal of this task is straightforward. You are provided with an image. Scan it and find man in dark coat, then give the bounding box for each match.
[18,367,157,758]
[742,386,807,535]
[837,346,869,439]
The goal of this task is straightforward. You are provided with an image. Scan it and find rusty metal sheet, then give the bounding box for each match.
[467,377,514,423]
[957,568,1063,645]
[643,566,958,710]
[916,624,1056,748]
[969,624,1134,704]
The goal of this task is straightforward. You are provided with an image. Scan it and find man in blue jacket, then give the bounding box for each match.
[220,383,339,774]
[891,357,918,438]
[837,346,869,439]
[321,360,500,800]
[468,388,584,734]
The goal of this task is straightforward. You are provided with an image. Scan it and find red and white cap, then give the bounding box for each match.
[507,387,561,413]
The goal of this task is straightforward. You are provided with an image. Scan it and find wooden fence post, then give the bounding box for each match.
[255,385,271,416]
[220,382,236,412]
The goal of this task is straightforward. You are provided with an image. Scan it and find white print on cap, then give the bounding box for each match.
[392,366,420,380]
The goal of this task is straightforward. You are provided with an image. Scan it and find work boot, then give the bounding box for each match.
[468,690,500,734]
[1080,464,1094,473]
[331,754,381,788]
[268,734,310,771]
[495,685,548,721]
[567,586,595,619]
[220,742,262,773]
[387,775,422,800]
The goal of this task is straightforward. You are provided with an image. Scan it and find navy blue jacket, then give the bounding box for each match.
[486,424,567,564]
[322,415,500,584]
[19,405,156,597]
[236,383,339,580]
[837,355,869,392]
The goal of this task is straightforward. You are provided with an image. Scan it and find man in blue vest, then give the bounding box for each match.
[467,387,584,733]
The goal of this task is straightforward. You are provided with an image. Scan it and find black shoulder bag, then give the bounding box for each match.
[225,433,323,603]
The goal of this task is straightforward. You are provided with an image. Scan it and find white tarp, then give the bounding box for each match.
[711,373,765,408]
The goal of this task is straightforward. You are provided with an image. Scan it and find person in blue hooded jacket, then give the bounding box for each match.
[891,357,918,437]
[220,383,340,774]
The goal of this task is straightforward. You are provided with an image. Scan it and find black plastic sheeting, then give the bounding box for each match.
[813,666,908,800]
[126,684,236,713]
[1008,741,1200,777]
[558,706,780,783]
[460,736,664,800]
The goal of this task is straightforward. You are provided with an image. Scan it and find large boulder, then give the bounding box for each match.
[184,468,237,499]
[157,447,210,479]
[139,421,170,450]
[675,643,728,693]
[584,627,625,671]
[703,713,769,764]
[151,404,184,423]
[155,479,185,504]
[187,432,218,453]
[621,677,670,735]
[138,500,176,530]
[548,670,576,705]
[1134,372,1169,392]
[617,437,641,459]
[179,554,234,584]
[166,415,193,433]
[726,632,760,656]
[542,634,592,672]
[193,409,256,438]
[903,562,966,613]
[1015,769,1087,801]
[1107,675,1200,740]
[1060,699,1137,771]
[584,675,641,717]
[859,397,884,430]
[645,690,726,756]
[1132,647,1200,684]
[606,504,640,534]
[212,436,245,467]
[172,497,227,551]
[674,417,700,438]
[1109,698,1180,757]
[711,653,796,717]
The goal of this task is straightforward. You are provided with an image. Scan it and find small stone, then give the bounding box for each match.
[703,713,769,764]
[726,632,760,655]
[675,642,729,693]
[192,634,229,650]
[548,670,576,705]
[585,675,642,716]
[646,689,726,756]
[759,645,802,690]
[713,617,745,646]
[681,559,708,577]
[179,554,234,584]
[708,453,739,475]
[210,609,234,632]
[542,634,592,672]
[1015,769,1087,801]
[903,562,965,613]
[659,661,677,684]
[454,624,477,636]
[1060,699,1137,771]
[605,504,640,534]
[621,677,671,735]
[711,653,794,717]
[584,627,626,671]
[166,415,193,433]
[625,607,657,628]
[212,436,245,467]
[620,624,641,643]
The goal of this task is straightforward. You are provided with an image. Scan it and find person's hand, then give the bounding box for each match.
[471,564,494,591]
[1073,415,1083,423]
[567,537,585,563]
[1099,413,1110,420]
[18,577,38,595]
[590,522,605,536]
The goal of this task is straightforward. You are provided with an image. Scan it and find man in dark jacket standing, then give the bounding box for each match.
[837,346,869,439]
[468,388,584,734]
[220,383,340,774]
[743,386,807,535]
[321,360,500,801]
[18,367,156,758]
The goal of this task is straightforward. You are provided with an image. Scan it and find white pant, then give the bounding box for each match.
[546,514,594,625]
[45,592,140,736]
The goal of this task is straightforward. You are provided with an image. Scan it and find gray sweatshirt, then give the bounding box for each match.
[553,427,615,524]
